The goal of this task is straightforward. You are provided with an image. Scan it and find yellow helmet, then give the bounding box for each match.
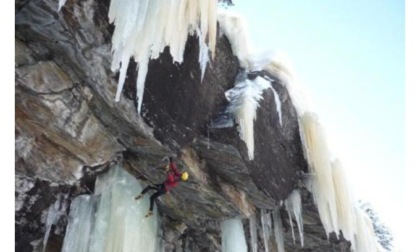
[181,172,189,181]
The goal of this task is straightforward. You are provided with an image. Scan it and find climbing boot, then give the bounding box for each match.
[134,194,144,200]
[145,210,153,218]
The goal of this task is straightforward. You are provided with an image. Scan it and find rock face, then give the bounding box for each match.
[15,0,349,251]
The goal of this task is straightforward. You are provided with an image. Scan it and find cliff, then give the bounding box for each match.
[16,0,354,251]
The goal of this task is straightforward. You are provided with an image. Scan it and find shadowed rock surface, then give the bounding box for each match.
[15,0,351,251]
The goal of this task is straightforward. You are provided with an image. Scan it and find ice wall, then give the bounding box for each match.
[60,165,160,252]
[107,0,217,113]
[62,195,97,252]
[221,218,248,252]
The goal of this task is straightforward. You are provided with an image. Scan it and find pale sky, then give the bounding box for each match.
[230,0,405,249]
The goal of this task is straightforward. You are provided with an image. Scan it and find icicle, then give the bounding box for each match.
[331,159,357,248]
[58,0,67,11]
[61,195,97,252]
[42,194,67,252]
[60,165,160,252]
[299,113,339,236]
[285,189,304,247]
[225,76,271,160]
[217,10,252,69]
[249,215,258,252]
[269,86,283,127]
[108,0,218,113]
[298,114,383,251]
[260,209,272,252]
[221,218,248,252]
[273,208,285,252]
[197,29,210,82]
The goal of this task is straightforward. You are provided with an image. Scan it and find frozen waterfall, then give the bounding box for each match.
[60,165,160,252]
[221,218,248,252]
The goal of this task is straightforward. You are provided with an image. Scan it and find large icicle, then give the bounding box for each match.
[60,165,160,252]
[273,208,286,252]
[221,218,248,252]
[331,159,357,248]
[218,11,308,115]
[58,0,67,11]
[249,215,258,252]
[217,10,252,69]
[285,189,304,247]
[61,195,97,252]
[217,8,383,252]
[42,194,68,252]
[300,113,382,251]
[299,113,339,236]
[260,210,272,252]
[108,0,218,113]
[225,76,271,160]
[269,86,283,127]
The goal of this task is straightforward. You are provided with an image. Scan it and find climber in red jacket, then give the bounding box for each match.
[135,157,189,217]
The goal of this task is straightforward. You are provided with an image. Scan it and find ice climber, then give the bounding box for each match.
[135,157,189,217]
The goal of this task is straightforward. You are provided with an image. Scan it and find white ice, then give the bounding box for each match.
[225,76,271,160]
[300,113,382,251]
[221,218,248,252]
[108,0,218,113]
[285,189,304,247]
[60,164,160,252]
[273,207,286,252]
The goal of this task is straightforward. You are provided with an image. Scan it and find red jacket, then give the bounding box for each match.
[163,162,181,192]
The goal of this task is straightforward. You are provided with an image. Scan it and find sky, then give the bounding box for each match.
[230,0,405,249]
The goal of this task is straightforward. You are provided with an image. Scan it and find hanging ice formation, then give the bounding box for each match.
[258,209,286,252]
[42,194,69,252]
[219,10,285,160]
[300,113,383,251]
[58,0,67,11]
[106,0,218,113]
[285,189,304,247]
[272,208,286,252]
[225,76,272,160]
[59,165,160,252]
[219,10,382,252]
[221,218,248,252]
[249,215,258,252]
